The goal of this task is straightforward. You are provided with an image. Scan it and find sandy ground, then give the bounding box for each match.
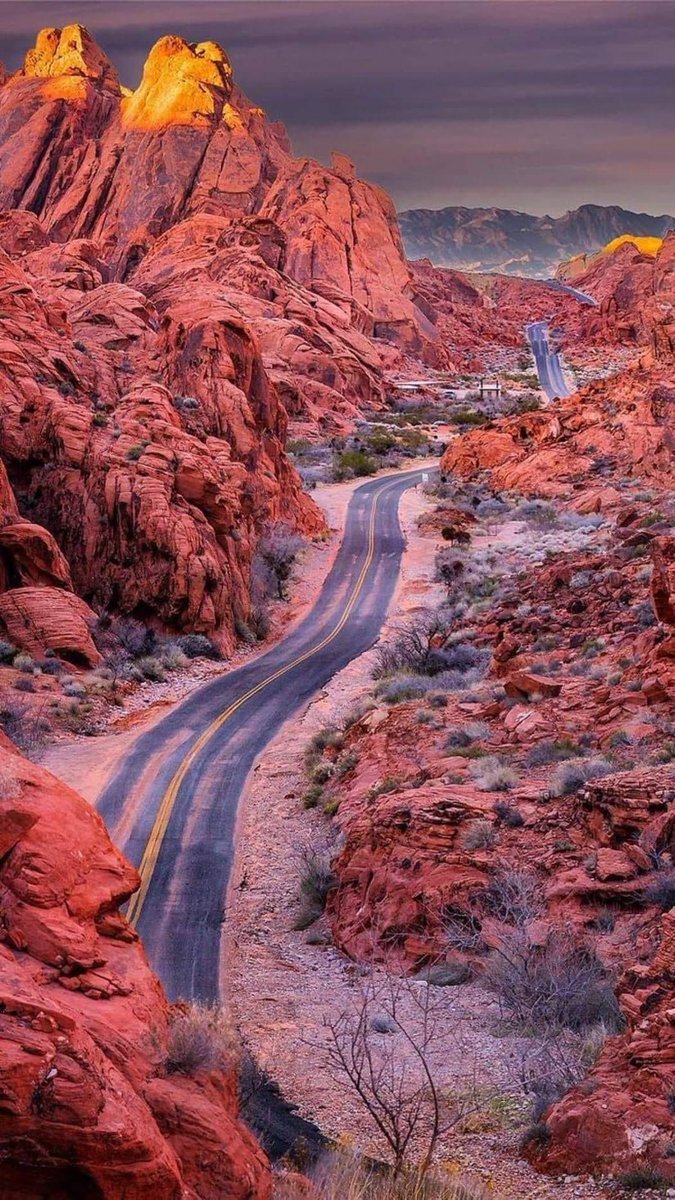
[225,488,611,1200]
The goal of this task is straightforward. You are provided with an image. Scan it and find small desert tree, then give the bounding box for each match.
[254,523,305,601]
[320,972,483,1177]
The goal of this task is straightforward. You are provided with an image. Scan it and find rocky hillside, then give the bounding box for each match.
[554,232,675,364]
[0,23,432,659]
[399,203,675,277]
[0,732,270,1199]
[0,24,590,662]
[302,327,675,1183]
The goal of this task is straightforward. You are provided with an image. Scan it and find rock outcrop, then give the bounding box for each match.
[0,736,270,1198]
[0,232,321,653]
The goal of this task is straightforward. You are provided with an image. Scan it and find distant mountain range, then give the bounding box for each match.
[398,203,675,277]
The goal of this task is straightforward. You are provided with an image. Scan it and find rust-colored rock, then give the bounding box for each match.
[0,742,271,1199]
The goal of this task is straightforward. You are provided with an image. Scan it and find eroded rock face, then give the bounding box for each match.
[0,738,270,1199]
[0,23,439,367]
[0,226,321,653]
[566,231,675,363]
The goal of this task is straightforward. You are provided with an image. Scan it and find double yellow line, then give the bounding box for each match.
[126,472,416,927]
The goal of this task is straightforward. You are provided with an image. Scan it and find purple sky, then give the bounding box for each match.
[2,1,675,216]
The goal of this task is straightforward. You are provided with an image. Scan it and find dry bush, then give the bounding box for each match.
[374,611,452,679]
[459,819,498,851]
[278,1151,488,1199]
[482,868,542,926]
[254,522,305,601]
[320,974,491,1177]
[549,756,613,797]
[164,1003,238,1075]
[470,756,518,793]
[294,847,336,929]
[483,927,622,1034]
[0,700,48,760]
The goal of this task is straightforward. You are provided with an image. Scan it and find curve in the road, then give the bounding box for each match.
[526,318,574,401]
[98,468,423,1002]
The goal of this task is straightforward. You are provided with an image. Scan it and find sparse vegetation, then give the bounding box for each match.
[483,927,622,1034]
[278,1153,488,1200]
[164,1003,237,1075]
[460,819,498,851]
[294,847,336,929]
[548,756,613,797]
[470,756,518,793]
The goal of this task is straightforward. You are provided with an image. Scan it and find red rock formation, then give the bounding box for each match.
[559,232,675,362]
[0,24,440,364]
[0,737,270,1199]
[0,224,321,653]
[442,363,675,496]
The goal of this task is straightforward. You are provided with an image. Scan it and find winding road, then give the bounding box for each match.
[526,319,574,400]
[98,468,423,1004]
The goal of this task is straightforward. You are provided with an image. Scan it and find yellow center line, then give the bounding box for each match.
[126,471,416,927]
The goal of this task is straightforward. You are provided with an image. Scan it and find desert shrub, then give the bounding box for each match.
[460,819,498,851]
[593,907,617,932]
[99,615,158,658]
[157,641,189,671]
[13,677,35,693]
[445,721,489,750]
[482,868,541,925]
[634,600,658,628]
[617,1166,669,1192]
[164,1003,237,1075]
[569,570,595,589]
[375,673,436,703]
[302,782,324,809]
[173,394,200,411]
[483,927,622,1033]
[40,658,65,676]
[13,653,35,673]
[311,761,334,786]
[281,1152,488,1200]
[642,872,675,911]
[255,523,305,601]
[442,906,486,955]
[295,848,336,928]
[549,756,613,797]
[470,756,518,793]
[126,443,145,461]
[374,611,450,679]
[0,700,47,758]
[61,677,87,697]
[416,709,437,725]
[136,656,166,682]
[335,749,359,777]
[0,640,17,664]
[514,500,559,528]
[493,800,524,827]
[368,776,404,799]
[374,612,488,683]
[308,726,344,755]
[176,633,220,660]
[334,449,377,480]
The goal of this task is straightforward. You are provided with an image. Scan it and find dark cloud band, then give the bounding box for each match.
[1,1,673,215]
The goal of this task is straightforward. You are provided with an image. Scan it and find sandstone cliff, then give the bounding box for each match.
[0,734,270,1198]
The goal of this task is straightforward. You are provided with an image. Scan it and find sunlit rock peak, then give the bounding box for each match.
[21,24,120,91]
[122,34,234,130]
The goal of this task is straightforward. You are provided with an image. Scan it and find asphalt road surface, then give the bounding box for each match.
[98,467,424,1004]
[526,319,573,400]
